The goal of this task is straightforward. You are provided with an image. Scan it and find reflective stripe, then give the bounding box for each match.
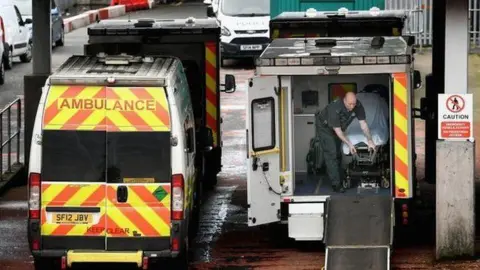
[392,73,410,198]
[205,42,218,146]
[106,185,171,237]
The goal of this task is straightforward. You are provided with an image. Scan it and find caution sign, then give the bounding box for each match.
[438,94,473,140]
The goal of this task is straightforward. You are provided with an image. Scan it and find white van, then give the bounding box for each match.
[0,0,32,70]
[205,0,270,66]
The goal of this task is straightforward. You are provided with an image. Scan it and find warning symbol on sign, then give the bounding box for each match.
[446,95,465,113]
[438,94,473,141]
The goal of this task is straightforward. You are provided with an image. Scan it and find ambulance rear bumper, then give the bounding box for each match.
[31,249,176,259]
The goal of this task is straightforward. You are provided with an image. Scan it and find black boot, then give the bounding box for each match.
[332,184,345,193]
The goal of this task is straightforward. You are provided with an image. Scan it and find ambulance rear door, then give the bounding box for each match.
[104,86,173,251]
[40,85,108,251]
[247,76,282,226]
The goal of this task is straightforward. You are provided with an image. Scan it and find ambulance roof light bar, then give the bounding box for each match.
[304,6,384,18]
[256,54,411,67]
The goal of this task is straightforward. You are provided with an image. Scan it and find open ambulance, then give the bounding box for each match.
[246,34,422,269]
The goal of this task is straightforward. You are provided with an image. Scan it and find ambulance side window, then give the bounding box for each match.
[251,97,275,151]
[178,66,195,154]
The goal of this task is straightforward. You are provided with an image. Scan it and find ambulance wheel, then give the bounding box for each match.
[204,171,217,190]
[33,257,57,270]
[0,59,4,85]
[190,176,202,237]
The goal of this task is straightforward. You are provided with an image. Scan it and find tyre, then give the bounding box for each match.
[55,28,65,47]
[33,257,57,270]
[171,237,189,270]
[0,59,5,85]
[20,42,32,63]
[204,170,217,190]
[4,48,12,70]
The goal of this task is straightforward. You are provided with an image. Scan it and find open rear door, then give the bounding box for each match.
[247,76,282,226]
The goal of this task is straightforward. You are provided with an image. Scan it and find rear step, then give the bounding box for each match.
[324,195,393,270]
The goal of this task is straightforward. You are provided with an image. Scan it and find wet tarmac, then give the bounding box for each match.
[2,5,480,269]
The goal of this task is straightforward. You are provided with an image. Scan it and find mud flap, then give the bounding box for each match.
[324,195,393,270]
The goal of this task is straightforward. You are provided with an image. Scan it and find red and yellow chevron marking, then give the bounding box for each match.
[42,86,170,132]
[106,185,171,237]
[40,183,171,237]
[329,83,357,102]
[40,183,106,236]
[393,73,410,198]
[205,42,218,146]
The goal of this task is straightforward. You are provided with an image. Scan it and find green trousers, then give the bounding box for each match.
[317,126,344,187]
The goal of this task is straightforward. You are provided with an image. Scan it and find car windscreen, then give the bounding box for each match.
[221,0,269,17]
[41,130,106,182]
[106,132,171,183]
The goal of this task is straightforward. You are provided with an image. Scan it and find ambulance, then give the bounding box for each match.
[27,53,233,269]
[246,34,422,269]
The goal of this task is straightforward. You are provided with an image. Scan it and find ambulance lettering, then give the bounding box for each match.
[58,98,157,111]
[86,226,130,235]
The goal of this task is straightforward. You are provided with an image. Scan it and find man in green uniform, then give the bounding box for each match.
[316,92,375,193]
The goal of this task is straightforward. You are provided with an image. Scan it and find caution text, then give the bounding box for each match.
[58,98,157,111]
[443,114,469,120]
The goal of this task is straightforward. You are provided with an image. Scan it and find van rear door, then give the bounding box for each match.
[40,85,107,250]
[103,87,172,251]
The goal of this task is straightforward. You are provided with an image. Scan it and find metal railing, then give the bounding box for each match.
[0,98,22,180]
[385,0,480,51]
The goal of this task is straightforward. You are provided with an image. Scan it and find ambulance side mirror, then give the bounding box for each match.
[222,74,236,93]
[198,127,214,152]
[413,70,422,89]
[207,5,215,17]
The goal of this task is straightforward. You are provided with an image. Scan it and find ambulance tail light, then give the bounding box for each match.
[171,174,184,220]
[28,173,41,219]
[0,17,5,43]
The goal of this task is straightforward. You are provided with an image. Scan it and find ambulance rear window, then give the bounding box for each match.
[42,130,106,182]
[106,132,171,183]
[41,131,172,183]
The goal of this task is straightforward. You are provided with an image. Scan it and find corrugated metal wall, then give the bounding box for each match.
[271,0,385,18]
[385,0,480,50]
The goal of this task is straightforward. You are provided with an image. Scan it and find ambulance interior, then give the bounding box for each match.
[290,74,393,196]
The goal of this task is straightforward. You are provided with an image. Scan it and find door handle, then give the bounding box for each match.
[117,186,128,203]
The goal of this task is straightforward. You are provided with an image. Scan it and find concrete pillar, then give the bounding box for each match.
[435,0,475,260]
[32,0,51,74]
[24,0,51,167]
[436,141,475,259]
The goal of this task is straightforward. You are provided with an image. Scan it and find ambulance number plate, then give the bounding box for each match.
[53,213,93,224]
